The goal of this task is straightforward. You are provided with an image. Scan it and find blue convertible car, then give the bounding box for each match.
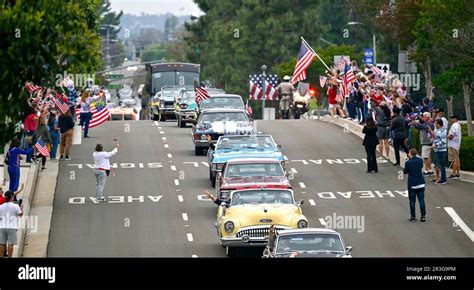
[207,134,285,187]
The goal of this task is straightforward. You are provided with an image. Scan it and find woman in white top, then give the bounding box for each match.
[93,142,119,202]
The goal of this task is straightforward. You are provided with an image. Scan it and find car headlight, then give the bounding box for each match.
[180,104,188,109]
[224,221,234,233]
[220,191,230,199]
[159,100,165,108]
[297,220,308,228]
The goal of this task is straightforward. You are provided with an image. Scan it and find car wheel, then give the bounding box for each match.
[152,113,159,121]
[226,247,238,257]
[159,112,166,122]
[179,117,186,128]
[209,169,213,181]
[195,146,202,156]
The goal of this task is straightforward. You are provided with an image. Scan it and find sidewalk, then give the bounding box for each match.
[315,114,474,183]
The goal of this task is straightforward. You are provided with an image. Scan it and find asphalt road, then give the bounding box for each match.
[47,119,474,257]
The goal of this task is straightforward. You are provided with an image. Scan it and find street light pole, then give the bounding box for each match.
[261,64,267,120]
[347,21,376,65]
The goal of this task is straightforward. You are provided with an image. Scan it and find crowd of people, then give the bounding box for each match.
[321,62,464,185]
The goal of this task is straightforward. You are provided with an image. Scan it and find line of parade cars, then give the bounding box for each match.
[153,85,352,257]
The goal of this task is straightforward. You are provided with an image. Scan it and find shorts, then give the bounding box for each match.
[0,228,18,245]
[328,103,336,110]
[376,126,389,140]
[421,145,433,159]
[448,147,460,162]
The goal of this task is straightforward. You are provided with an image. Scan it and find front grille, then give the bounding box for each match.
[236,227,285,238]
[165,101,174,108]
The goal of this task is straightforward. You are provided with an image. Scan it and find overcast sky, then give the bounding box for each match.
[110,0,203,16]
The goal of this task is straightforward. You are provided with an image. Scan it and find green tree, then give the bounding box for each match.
[0,0,102,151]
[98,0,124,68]
[141,44,166,62]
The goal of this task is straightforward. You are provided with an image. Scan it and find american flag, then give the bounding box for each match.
[54,97,70,115]
[319,75,327,88]
[75,96,110,129]
[263,79,278,100]
[26,82,42,94]
[246,99,253,116]
[249,74,279,101]
[194,83,210,103]
[344,62,356,83]
[371,65,384,76]
[292,41,316,84]
[35,137,50,157]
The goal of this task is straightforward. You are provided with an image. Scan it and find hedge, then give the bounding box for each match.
[410,124,474,171]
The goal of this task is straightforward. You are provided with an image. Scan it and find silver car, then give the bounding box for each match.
[262,228,352,258]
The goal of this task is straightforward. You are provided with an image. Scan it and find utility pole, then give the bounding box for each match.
[261,64,267,120]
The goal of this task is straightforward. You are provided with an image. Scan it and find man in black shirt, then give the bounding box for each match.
[390,107,409,166]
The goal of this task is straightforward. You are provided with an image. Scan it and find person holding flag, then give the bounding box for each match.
[5,139,34,193]
[33,112,52,171]
[194,81,210,104]
[78,91,102,138]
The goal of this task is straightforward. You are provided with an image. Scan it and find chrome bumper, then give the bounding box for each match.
[220,237,269,247]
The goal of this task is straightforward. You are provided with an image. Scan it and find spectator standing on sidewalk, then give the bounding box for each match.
[93,141,119,202]
[390,107,409,166]
[447,115,462,179]
[33,112,52,171]
[23,107,38,163]
[430,119,447,185]
[413,112,435,176]
[47,111,60,160]
[403,149,426,222]
[362,117,379,173]
[58,110,75,160]
[372,100,391,159]
[6,139,33,192]
[0,191,23,257]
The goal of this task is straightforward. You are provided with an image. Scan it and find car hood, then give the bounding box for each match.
[196,121,255,135]
[226,204,301,227]
[274,252,349,258]
[213,151,283,163]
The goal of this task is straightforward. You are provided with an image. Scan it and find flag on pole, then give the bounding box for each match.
[54,97,70,115]
[292,41,316,84]
[194,83,210,103]
[246,99,253,116]
[344,62,356,83]
[319,76,327,88]
[26,83,42,94]
[35,137,50,157]
[263,79,278,100]
[249,79,263,100]
[75,96,110,129]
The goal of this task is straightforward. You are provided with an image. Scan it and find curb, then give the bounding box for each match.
[317,115,474,183]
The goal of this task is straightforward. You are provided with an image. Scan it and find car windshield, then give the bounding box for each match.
[200,97,244,109]
[225,162,284,178]
[275,234,344,254]
[216,136,276,150]
[199,111,248,123]
[230,190,293,206]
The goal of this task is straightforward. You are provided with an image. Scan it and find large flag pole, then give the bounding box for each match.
[301,36,331,71]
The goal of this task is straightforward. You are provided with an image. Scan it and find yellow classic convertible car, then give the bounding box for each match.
[215,188,308,257]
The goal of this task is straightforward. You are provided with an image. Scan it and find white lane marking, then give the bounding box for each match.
[167,153,173,158]
[319,218,327,227]
[154,121,159,126]
[436,206,441,209]
[192,255,198,258]
[162,137,166,141]
[160,131,164,134]
[164,144,169,148]
[182,213,189,221]
[187,233,194,242]
[174,179,180,186]
[283,155,288,161]
[299,182,306,189]
[176,189,181,192]
[301,192,306,194]
[201,162,209,167]
[178,195,184,202]
[444,207,474,242]
[292,159,308,165]
[291,168,297,174]
[158,127,162,130]
[309,199,316,206]
[183,162,199,167]
[171,165,176,171]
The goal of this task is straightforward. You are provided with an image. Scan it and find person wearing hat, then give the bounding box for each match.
[447,115,461,179]
[275,76,295,119]
[0,190,23,257]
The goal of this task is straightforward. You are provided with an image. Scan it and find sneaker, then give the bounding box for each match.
[59,156,64,160]
[420,216,426,222]
[65,156,70,161]
[423,171,430,176]
[448,174,457,179]
[41,167,47,171]
[393,162,400,166]
[408,217,417,222]
[455,175,461,179]
[96,197,106,202]
[431,178,438,182]
[435,180,447,185]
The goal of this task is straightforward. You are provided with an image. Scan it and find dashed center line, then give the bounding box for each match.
[178,195,184,202]
[187,233,194,242]
[167,153,173,158]
[160,131,165,134]
[174,179,180,186]
[299,182,306,189]
[182,213,188,221]
[154,121,159,126]
[171,165,176,171]
[201,162,209,167]
[164,144,169,148]
[192,254,198,258]
[291,168,297,174]
[162,137,167,141]
[309,199,316,206]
